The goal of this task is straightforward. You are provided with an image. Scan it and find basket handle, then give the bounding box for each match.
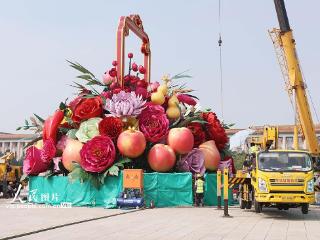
[116,15,151,87]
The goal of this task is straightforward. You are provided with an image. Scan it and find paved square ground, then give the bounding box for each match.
[1,199,320,240]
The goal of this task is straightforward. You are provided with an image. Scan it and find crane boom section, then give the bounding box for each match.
[273,0,319,156]
[279,30,319,155]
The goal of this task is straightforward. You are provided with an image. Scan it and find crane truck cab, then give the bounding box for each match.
[251,149,314,214]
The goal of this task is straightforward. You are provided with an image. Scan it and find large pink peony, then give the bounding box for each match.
[80,135,116,173]
[138,103,169,143]
[23,138,56,175]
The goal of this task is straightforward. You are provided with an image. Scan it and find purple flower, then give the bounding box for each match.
[177,148,205,175]
[105,91,146,117]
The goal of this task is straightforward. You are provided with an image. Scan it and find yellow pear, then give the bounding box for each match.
[166,106,180,119]
[157,84,168,95]
[151,91,165,105]
[168,94,179,107]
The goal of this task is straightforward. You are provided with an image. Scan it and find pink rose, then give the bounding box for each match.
[138,103,169,143]
[150,81,160,92]
[80,135,116,173]
[102,72,115,85]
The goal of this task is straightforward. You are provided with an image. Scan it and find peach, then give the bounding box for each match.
[117,129,146,158]
[148,144,176,172]
[167,127,194,154]
[199,140,221,171]
[62,138,83,171]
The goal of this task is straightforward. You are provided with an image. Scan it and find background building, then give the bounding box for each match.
[0,132,36,160]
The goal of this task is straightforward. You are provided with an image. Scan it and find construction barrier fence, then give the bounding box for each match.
[29,172,234,208]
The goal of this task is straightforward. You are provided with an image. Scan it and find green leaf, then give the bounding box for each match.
[190,120,208,124]
[33,113,45,123]
[108,165,120,176]
[67,60,95,78]
[77,74,93,81]
[68,166,82,183]
[117,157,132,165]
[67,129,78,139]
[59,102,67,110]
[170,69,191,80]
[82,94,97,99]
[16,127,22,131]
[171,74,192,80]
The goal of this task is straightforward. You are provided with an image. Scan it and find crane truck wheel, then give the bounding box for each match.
[245,201,252,209]
[239,197,246,209]
[301,203,309,214]
[254,200,262,213]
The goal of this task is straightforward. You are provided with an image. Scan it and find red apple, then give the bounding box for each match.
[199,140,221,171]
[62,138,83,171]
[167,127,194,154]
[148,144,176,172]
[117,129,146,158]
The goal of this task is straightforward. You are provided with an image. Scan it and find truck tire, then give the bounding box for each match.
[254,200,262,213]
[246,201,252,209]
[301,203,309,214]
[239,197,246,209]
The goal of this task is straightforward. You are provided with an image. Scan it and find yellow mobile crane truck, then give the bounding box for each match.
[237,0,320,214]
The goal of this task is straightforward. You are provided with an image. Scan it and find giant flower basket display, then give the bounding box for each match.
[19,15,230,189]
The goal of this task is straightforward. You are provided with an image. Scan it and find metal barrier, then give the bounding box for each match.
[216,168,230,217]
[217,169,222,209]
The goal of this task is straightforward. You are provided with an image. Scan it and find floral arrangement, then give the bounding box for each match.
[18,53,231,187]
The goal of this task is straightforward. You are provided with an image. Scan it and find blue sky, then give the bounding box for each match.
[1,0,320,133]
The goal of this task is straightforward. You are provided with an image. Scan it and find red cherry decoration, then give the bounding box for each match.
[138,65,146,74]
[112,60,117,66]
[109,68,117,77]
[109,81,120,90]
[132,63,138,72]
[128,53,133,58]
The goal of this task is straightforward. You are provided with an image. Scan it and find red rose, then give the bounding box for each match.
[187,122,206,147]
[201,112,228,151]
[69,96,103,123]
[99,116,123,142]
[80,135,116,173]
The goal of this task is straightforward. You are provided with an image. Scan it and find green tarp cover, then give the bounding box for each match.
[204,174,233,206]
[29,173,232,208]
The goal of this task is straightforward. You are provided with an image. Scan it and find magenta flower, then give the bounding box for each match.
[138,103,169,143]
[177,148,205,175]
[41,138,56,161]
[23,138,56,175]
[80,135,116,173]
[23,147,48,175]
